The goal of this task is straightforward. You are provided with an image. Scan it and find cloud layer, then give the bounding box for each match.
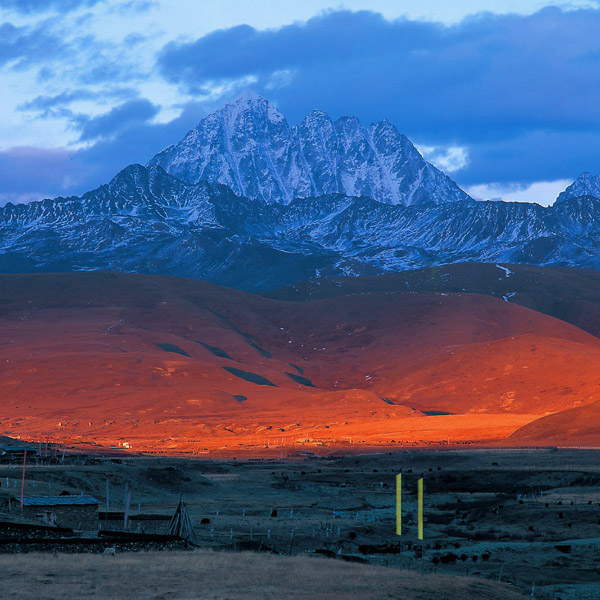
[158,8,600,188]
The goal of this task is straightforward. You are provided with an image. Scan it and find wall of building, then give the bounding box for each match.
[20,505,99,531]
[99,512,170,534]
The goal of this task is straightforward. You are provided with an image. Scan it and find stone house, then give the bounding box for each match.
[3,495,101,531]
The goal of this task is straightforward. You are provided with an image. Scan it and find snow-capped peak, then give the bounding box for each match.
[147,94,471,206]
[556,172,600,203]
[218,89,285,125]
[230,88,264,104]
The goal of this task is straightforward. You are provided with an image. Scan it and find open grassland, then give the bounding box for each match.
[0,550,525,600]
[2,449,600,598]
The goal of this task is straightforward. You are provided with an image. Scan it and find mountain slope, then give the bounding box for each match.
[557,172,600,203]
[4,164,600,290]
[509,401,600,446]
[148,91,471,206]
[2,272,600,452]
[265,262,600,338]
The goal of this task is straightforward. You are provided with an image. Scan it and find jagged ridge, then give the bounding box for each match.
[3,162,600,291]
[147,91,471,207]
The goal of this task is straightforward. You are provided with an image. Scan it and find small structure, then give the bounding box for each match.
[3,495,101,531]
[99,511,172,534]
[167,498,197,545]
[0,446,38,464]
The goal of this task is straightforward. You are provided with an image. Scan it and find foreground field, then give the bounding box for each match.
[2,448,600,598]
[0,550,524,600]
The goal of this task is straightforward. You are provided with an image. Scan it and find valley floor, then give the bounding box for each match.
[5,412,539,458]
[2,448,599,599]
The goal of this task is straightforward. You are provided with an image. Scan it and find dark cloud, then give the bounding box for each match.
[0,147,81,205]
[0,20,69,68]
[466,130,600,186]
[21,90,98,111]
[76,58,142,84]
[78,99,160,141]
[1,0,103,14]
[123,32,148,46]
[158,8,600,184]
[18,87,137,117]
[0,100,209,205]
[0,16,141,83]
[112,0,158,15]
[6,6,600,206]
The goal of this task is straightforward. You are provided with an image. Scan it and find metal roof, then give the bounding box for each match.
[14,496,101,506]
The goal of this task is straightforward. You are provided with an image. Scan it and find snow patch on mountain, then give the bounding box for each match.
[3,164,600,291]
[148,92,472,207]
[556,172,600,203]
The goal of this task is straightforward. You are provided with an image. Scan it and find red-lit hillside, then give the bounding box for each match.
[509,401,600,446]
[1,271,599,453]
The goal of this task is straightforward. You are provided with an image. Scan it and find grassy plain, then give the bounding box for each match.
[3,448,600,598]
[0,550,527,600]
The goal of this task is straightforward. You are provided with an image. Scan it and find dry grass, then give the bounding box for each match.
[0,550,525,600]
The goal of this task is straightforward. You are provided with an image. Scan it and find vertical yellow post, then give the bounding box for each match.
[418,477,424,540]
[396,473,401,535]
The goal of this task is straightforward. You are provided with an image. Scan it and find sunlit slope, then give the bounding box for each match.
[1,271,598,451]
[509,401,600,446]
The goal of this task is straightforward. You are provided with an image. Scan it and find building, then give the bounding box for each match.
[2,495,101,531]
[0,446,38,464]
[99,511,172,534]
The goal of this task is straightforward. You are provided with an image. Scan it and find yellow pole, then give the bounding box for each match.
[418,478,424,540]
[396,473,401,535]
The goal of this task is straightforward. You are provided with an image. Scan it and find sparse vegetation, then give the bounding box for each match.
[0,550,525,600]
[1,446,600,598]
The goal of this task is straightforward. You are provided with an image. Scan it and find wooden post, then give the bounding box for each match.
[20,450,27,508]
[418,478,424,540]
[124,485,131,530]
[396,473,402,535]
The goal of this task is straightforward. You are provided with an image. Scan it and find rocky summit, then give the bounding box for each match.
[147,90,470,206]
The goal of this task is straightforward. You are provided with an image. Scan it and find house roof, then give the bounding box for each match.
[14,496,101,506]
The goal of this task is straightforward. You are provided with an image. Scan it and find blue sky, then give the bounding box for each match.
[1,0,599,206]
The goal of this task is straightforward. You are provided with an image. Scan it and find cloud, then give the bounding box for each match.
[0,0,104,14]
[77,99,160,141]
[463,129,600,185]
[157,7,600,185]
[0,147,82,205]
[0,99,212,205]
[112,0,158,15]
[18,87,138,117]
[419,145,469,173]
[466,179,573,207]
[4,5,600,204]
[0,20,70,68]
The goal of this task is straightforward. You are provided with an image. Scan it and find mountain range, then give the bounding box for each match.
[1,92,600,291]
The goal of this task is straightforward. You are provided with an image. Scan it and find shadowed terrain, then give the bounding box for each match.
[265,262,600,338]
[0,550,525,600]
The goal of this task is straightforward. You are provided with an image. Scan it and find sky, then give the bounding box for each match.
[1,0,599,206]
